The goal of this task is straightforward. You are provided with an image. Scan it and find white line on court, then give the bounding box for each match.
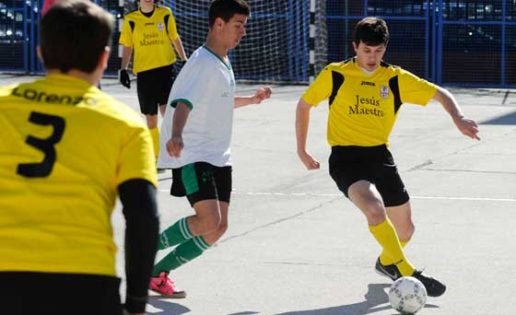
[158,189,516,202]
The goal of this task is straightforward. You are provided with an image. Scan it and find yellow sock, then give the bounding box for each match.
[369,219,415,276]
[380,240,408,265]
[149,127,159,160]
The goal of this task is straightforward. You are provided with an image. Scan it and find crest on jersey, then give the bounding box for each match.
[157,22,165,31]
[380,85,389,99]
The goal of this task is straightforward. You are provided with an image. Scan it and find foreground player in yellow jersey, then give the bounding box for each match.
[296,17,480,297]
[119,0,188,160]
[0,1,159,314]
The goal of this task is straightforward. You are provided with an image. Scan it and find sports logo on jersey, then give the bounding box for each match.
[380,85,389,99]
[361,81,376,87]
[157,22,165,32]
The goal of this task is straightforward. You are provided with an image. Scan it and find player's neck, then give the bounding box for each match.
[140,3,154,13]
[47,69,99,86]
[359,66,376,75]
[205,37,228,60]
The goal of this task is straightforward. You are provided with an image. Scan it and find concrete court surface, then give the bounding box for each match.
[2,74,516,314]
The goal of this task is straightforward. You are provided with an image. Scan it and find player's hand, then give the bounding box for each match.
[174,59,187,73]
[454,116,480,140]
[297,151,320,170]
[254,86,272,104]
[166,135,184,157]
[119,69,131,89]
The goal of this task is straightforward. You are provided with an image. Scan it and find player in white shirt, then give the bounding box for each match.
[150,0,272,298]
[158,45,236,169]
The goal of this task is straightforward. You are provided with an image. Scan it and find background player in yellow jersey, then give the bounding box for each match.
[296,17,480,297]
[119,0,188,160]
[0,1,159,314]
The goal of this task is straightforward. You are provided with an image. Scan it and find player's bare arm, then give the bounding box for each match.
[433,86,481,140]
[167,102,191,157]
[295,99,320,170]
[172,38,188,61]
[234,86,272,108]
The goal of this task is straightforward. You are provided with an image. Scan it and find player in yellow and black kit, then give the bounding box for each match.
[119,0,187,160]
[296,17,480,297]
[0,1,159,314]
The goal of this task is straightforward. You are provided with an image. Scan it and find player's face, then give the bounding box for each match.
[221,14,247,50]
[139,0,154,9]
[353,41,386,72]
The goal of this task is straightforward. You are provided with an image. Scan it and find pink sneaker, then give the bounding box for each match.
[149,272,186,298]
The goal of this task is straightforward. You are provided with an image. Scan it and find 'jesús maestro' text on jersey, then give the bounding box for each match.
[119,6,180,74]
[302,58,437,147]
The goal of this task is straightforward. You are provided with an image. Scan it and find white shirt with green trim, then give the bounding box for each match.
[158,46,236,168]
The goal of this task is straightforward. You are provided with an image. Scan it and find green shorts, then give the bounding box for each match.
[171,162,232,206]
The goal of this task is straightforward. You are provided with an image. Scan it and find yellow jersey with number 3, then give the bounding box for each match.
[119,6,180,74]
[302,58,437,147]
[0,74,157,276]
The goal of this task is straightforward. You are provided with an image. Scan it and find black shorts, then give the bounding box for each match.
[136,64,176,115]
[328,145,409,207]
[0,272,123,315]
[171,162,232,206]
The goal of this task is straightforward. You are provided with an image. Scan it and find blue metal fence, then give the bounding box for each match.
[1,0,514,87]
[0,0,31,72]
[326,0,516,87]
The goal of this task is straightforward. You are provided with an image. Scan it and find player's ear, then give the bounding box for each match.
[36,46,43,62]
[98,46,111,71]
[352,41,359,53]
[215,17,224,29]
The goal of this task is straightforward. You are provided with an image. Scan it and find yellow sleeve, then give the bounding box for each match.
[398,69,437,106]
[301,66,333,107]
[167,10,180,41]
[116,125,157,187]
[119,16,133,47]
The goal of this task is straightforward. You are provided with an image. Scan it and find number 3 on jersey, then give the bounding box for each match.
[17,112,66,178]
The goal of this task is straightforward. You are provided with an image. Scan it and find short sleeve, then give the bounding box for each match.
[119,17,133,47]
[168,60,207,109]
[398,69,437,106]
[116,125,157,187]
[301,66,333,107]
[166,11,180,41]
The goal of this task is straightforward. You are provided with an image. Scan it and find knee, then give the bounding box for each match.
[202,220,227,245]
[399,223,415,242]
[216,221,228,236]
[146,116,158,128]
[363,202,387,225]
[199,212,221,234]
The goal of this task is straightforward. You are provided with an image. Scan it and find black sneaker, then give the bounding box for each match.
[375,257,401,281]
[412,270,446,297]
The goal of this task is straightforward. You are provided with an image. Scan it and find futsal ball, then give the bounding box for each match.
[388,276,427,314]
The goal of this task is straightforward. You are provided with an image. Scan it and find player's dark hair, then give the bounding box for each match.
[208,0,250,28]
[40,0,114,73]
[353,17,389,46]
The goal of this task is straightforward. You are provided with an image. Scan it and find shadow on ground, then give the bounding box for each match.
[146,282,441,314]
[147,297,191,314]
[274,283,439,315]
[481,111,516,125]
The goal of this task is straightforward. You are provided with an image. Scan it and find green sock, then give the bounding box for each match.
[153,236,210,276]
[158,217,193,250]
